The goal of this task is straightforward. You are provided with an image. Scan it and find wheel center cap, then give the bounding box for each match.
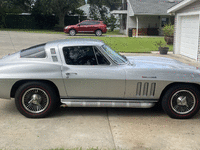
[177,96,187,106]
[31,94,41,105]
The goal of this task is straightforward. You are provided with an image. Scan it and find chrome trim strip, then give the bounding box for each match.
[60,99,156,108]
[61,99,158,103]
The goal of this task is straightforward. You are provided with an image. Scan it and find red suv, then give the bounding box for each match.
[64,20,107,36]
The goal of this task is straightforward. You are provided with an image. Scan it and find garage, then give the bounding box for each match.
[167,0,200,61]
[180,15,199,60]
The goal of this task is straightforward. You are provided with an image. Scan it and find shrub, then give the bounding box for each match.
[163,24,174,36]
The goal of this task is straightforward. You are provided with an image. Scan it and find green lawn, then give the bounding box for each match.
[0,28,122,35]
[67,37,173,53]
[106,29,124,35]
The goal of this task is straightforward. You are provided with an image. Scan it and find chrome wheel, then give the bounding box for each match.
[170,90,196,115]
[69,30,76,36]
[96,30,102,36]
[22,88,49,114]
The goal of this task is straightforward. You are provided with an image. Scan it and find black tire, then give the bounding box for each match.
[162,84,200,119]
[95,29,102,36]
[69,29,76,36]
[15,82,58,118]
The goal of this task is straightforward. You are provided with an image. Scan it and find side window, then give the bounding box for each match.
[94,47,110,65]
[87,21,93,25]
[89,21,97,25]
[63,46,97,65]
[94,22,100,25]
[80,21,88,25]
[20,43,46,58]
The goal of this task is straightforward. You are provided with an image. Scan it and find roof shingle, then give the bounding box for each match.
[129,0,183,15]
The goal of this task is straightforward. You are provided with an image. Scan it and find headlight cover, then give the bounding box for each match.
[64,26,68,29]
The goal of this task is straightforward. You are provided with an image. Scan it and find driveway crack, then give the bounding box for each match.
[106,108,117,150]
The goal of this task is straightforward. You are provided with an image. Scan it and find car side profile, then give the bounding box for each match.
[1,39,200,119]
[64,20,107,36]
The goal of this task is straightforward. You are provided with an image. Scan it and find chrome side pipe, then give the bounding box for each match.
[60,100,155,108]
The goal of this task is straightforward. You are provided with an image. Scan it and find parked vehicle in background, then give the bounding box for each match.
[64,20,107,36]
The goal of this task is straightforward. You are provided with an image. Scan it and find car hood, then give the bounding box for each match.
[126,56,197,70]
[67,25,77,27]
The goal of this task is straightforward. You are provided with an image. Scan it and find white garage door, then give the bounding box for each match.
[180,15,199,60]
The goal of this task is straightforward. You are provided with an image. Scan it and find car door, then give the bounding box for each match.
[60,45,126,98]
[87,21,99,32]
[78,21,90,33]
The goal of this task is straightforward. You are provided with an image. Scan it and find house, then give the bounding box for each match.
[168,0,200,61]
[111,0,182,36]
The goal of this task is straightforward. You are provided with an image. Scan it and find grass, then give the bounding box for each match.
[0,28,123,35]
[67,37,173,53]
[106,29,124,35]
[0,28,173,53]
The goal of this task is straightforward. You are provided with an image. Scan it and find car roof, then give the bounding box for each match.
[83,20,102,22]
[46,38,105,47]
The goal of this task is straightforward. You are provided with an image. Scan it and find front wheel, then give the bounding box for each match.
[15,82,58,118]
[95,30,102,36]
[162,84,200,119]
[69,29,76,36]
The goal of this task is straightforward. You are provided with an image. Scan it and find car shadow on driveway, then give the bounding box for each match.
[3,100,200,120]
[50,106,166,119]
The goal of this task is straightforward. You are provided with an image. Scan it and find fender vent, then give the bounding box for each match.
[136,82,156,96]
[143,82,149,96]
[150,83,156,96]
[136,82,142,96]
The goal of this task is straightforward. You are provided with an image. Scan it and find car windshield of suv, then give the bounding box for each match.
[102,44,127,64]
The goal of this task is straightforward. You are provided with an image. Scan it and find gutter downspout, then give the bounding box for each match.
[136,16,139,37]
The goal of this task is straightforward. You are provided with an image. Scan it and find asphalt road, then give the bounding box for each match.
[0,31,200,150]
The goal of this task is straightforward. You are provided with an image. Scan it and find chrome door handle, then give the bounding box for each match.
[66,73,77,79]
[66,73,77,75]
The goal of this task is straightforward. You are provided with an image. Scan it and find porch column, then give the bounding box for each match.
[136,16,139,37]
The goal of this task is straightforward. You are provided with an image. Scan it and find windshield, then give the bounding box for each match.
[102,45,127,64]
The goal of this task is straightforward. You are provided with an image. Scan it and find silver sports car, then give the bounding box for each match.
[1,39,200,119]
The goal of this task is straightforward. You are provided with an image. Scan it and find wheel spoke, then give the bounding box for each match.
[22,88,49,114]
[171,90,196,115]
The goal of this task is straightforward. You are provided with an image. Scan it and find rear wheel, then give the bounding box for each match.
[162,84,200,119]
[69,29,76,36]
[15,82,58,118]
[95,30,102,36]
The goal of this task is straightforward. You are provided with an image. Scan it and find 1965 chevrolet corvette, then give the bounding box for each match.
[1,39,200,119]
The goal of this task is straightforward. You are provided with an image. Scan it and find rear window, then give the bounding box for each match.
[20,43,46,58]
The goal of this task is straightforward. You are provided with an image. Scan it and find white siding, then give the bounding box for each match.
[177,1,200,13]
[173,1,200,61]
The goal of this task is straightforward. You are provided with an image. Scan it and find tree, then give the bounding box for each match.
[32,0,85,27]
[7,0,35,12]
[0,0,24,28]
[88,0,108,21]
[88,0,120,31]
[0,0,7,27]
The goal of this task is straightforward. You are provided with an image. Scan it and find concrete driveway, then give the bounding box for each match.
[0,31,200,150]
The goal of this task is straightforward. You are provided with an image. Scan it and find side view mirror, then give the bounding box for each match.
[77,24,80,26]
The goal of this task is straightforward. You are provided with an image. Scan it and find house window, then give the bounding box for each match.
[161,18,169,27]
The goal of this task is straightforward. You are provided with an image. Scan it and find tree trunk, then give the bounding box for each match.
[58,14,65,27]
